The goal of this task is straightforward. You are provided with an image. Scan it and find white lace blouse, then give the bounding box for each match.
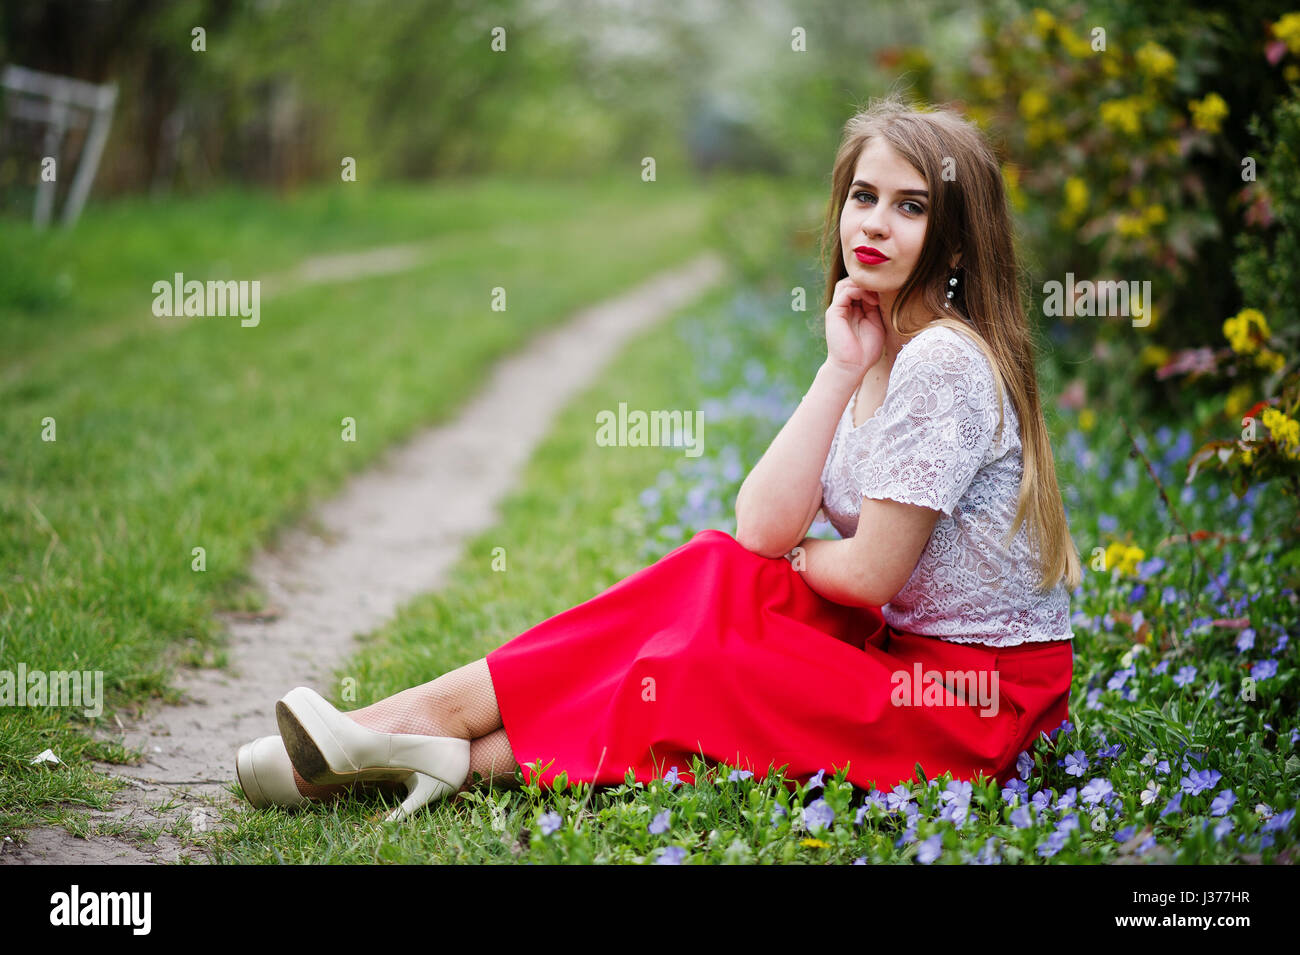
[817,323,1073,647]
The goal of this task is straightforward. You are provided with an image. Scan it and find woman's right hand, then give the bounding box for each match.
[824,276,885,377]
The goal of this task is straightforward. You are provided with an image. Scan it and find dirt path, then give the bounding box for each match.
[1,249,728,864]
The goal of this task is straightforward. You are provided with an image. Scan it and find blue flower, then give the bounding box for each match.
[1031,790,1053,813]
[1107,668,1135,691]
[1002,778,1029,804]
[1251,659,1278,681]
[649,809,671,835]
[1236,628,1256,652]
[895,824,918,849]
[1097,743,1124,759]
[1010,806,1033,829]
[806,768,826,791]
[1114,825,1136,843]
[1130,585,1147,604]
[1037,830,1068,858]
[1063,751,1089,777]
[1081,778,1114,806]
[1055,786,1079,812]
[663,766,681,789]
[1016,751,1034,780]
[1056,813,1080,833]
[1152,660,1169,675]
[1173,665,1197,687]
[971,837,1001,865]
[804,798,835,834]
[654,845,686,865]
[1210,790,1236,817]
[1136,836,1157,854]
[538,811,562,836]
[1161,586,1178,605]
[1181,769,1222,796]
[1160,793,1183,818]
[1263,809,1295,833]
[727,769,753,782]
[916,833,944,864]
[886,785,914,815]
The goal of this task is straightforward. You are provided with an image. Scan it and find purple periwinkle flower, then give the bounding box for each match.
[728,769,753,782]
[1056,787,1079,812]
[1251,659,1278,681]
[1173,665,1197,687]
[1016,751,1034,780]
[1160,793,1183,818]
[538,811,562,836]
[1081,778,1114,806]
[1063,751,1089,777]
[1152,660,1170,675]
[1002,778,1029,804]
[654,845,686,865]
[1010,806,1032,829]
[1263,809,1295,833]
[804,798,835,834]
[1037,830,1068,858]
[649,809,671,835]
[1210,790,1236,817]
[663,766,681,789]
[1181,769,1222,797]
[1107,668,1135,691]
[1114,825,1136,843]
[916,833,944,864]
[807,768,826,791]
[1236,628,1256,652]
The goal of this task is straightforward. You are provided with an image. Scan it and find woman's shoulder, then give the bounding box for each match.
[895,320,997,386]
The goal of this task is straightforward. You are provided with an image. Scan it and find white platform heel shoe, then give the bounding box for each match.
[275,686,471,822]
[235,735,309,809]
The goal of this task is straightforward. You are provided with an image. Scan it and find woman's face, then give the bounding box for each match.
[839,136,930,296]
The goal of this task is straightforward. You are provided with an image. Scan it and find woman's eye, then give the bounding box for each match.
[852,191,925,216]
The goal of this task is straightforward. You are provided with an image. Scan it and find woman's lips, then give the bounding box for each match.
[854,249,889,264]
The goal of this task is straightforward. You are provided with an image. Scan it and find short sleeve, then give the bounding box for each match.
[851,327,1001,517]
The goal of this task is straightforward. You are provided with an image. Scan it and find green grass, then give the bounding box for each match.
[0,173,730,838]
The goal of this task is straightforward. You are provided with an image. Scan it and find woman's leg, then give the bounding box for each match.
[287,657,519,799]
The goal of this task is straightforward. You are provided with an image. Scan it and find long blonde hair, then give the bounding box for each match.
[819,94,1082,593]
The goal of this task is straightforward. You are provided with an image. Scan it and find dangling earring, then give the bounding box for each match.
[943,268,959,309]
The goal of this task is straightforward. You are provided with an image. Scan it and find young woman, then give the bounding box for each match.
[236,96,1083,823]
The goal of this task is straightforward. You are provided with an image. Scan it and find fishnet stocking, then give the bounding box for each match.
[285,657,520,800]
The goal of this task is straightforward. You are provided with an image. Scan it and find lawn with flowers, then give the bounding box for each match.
[211,257,1298,864]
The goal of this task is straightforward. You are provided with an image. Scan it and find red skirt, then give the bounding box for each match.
[485,529,1072,793]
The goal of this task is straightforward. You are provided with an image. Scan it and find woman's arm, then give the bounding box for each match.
[734,359,861,557]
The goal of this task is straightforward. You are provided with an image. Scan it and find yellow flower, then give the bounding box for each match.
[1286,63,1300,84]
[1189,93,1229,134]
[1241,447,1256,465]
[1104,541,1146,576]
[1136,41,1177,80]
[1223,307,1270,353]
[1056,24,1095,58]
[1100,97,1143,135]
[1144,204,1167,226]
[1116,212,1149,238]
[1139,344,1170,368]
[1102,55,1122,78]
[1255,349,1286,373]
[1262,408,1300,453]
[1274,12,1300,54]
[1225,382,1254,419]
[1019,88,1050,122]
[1031,8,1056,38]
[1078,407,1096,431]
[1064,176,1089,216]
[800,838,831,849]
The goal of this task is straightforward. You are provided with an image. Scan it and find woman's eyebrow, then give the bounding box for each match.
[850,179,929,197]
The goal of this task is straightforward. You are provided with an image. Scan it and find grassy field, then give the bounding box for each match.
[0,172,757,838]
